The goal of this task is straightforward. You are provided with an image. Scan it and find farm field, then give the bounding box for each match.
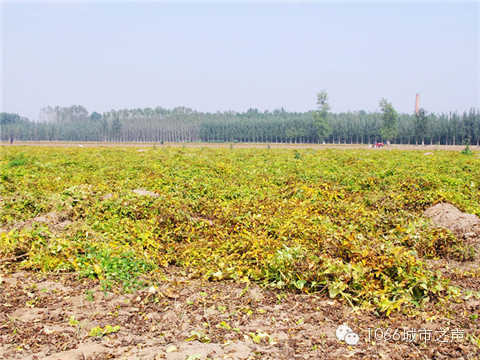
[2,141,480,152]
[1,146,480,359]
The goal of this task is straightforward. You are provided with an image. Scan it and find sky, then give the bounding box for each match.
[1,1,479,120]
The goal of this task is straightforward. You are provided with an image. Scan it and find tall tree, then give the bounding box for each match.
[379,98,398,143]
[313,91,331,143]
[414,108,428,145]
[111,117,122,140]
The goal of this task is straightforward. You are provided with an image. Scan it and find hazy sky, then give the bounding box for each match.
[1,1,479,120]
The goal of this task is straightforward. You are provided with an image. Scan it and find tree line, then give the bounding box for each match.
[1,97,479,145]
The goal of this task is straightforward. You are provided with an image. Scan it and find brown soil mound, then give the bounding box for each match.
[0,212,72,235]
[424,203,480,241]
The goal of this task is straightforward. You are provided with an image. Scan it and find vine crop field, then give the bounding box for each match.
[1,146,479,359]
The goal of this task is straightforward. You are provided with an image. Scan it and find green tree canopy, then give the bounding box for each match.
[414,108,429,145]
[313,91,331,142]
[379,98,398,142]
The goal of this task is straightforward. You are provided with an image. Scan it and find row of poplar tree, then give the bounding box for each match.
[1,95,479,145]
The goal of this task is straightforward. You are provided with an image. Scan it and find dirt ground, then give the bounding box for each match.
[424,203,480,242]
[1,141,479,151]
[0,266,479,360]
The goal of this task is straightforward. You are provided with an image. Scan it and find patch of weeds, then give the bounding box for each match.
[450,244,476,261]
[89,324,120,337]
[8,153,28,167]
[84,290,95,301]
[239,306,253,316]
[77,247,154,291]
[402,223,475,261]
[185,330,211,343]
[461,139,473,155]
[186,356,202,360]
[266,245,306,289]
[276,293,288,303]
[248,330,273,344]
[216,321,231,330]
[68,315,79,327]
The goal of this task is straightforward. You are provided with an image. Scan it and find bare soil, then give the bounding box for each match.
[132,189,160,198]
[0,268,479,360]
[0,212,72,237]
[424,203,480,242]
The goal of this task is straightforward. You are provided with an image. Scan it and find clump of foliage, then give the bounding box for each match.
[313,91,331,142]
[1,147,479,314]
[89,325,120,337]
[461,138,473,155]
[399,220,475,261]
[76,247,155,291]
[8,153,28,167]
[379,98,398,142]
[266,245,307,290]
